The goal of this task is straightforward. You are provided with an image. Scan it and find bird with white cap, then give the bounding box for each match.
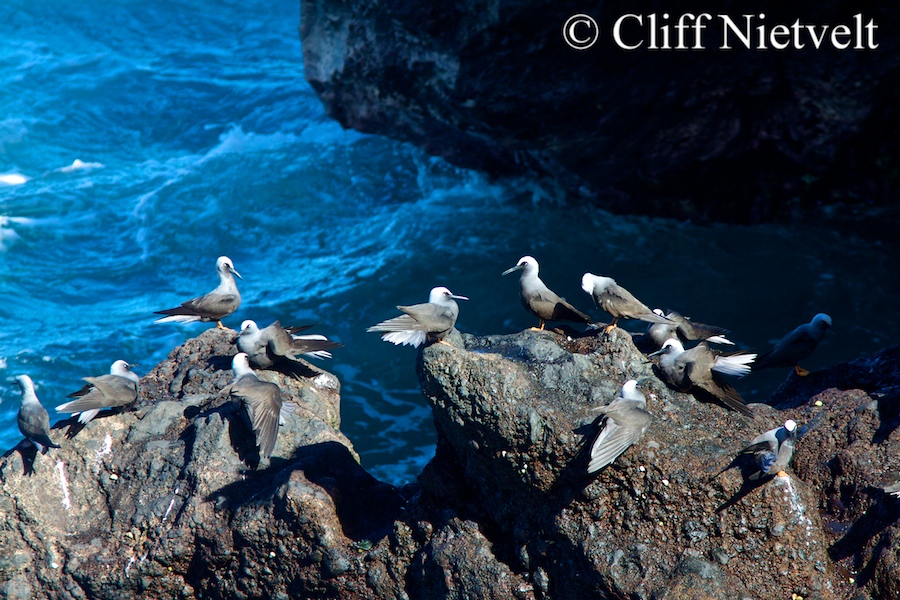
[155,256,242,329]
[367,286,468,347]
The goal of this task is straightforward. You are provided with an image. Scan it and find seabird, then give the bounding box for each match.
[581,273,671,331]
[501,256,592,331]
[367,286,468,347]
[740,420,797,479]
[56,360,140,424]
[753,313,832,376]
[237,320,342,369]
[883,482,900,497]
[155,256,242,329]
[15,375,60,454]
[587,380,652,473]
[647,309,733,348]
[228,353,293,459]
[651,338,755,416]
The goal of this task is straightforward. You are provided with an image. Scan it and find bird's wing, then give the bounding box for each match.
[18,407,59,450]
[690,367,752,416]
[84,374,138,404]
[551,297,592,323]
[184,291,240,319]
[233,377,283,458]
[587,416,647,473]
[675,315,730,342]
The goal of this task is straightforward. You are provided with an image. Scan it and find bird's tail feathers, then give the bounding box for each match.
[713,353,756,377]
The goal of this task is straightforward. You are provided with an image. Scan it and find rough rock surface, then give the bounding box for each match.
[301,0,900,225]
[1,327,898,599]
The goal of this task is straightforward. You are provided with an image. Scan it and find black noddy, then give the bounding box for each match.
[501,256,592,331]
[56,360,140,424]
[740,420,797,479]
[647,309,733,349]
[155,256,242,329]
[228,352,293,459]
[651,338,755,416]
[238,320,342,369]
[16,375,60,454]
[753,313,832,376]
[587,379,652,473]
[367,286,468,347]
[581,273,671,332]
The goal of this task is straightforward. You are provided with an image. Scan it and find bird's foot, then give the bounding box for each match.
[776,470,789,478]
[437,339,453,347]
[794,365,810,377]
[216,321,226,330]
[529,327,544,332]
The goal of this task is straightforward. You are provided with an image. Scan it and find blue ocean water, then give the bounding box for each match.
[1,0,897,485]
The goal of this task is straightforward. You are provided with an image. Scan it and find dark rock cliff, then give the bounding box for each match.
[1,327,898,598]
[300,0,900,224]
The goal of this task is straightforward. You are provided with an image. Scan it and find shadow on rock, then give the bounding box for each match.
[209,440,407,542]
[829,488,900,589]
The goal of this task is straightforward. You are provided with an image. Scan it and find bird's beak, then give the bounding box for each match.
[647,348,666,357]
[231,267,243,280]
[129,363,140,369]
[501,264,523,276]
[450,294,469,301]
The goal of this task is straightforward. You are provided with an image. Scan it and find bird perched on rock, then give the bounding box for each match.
[237,320,341,369]
[651,338,755,416]
[155,256,242,329]
[581,273,671,332]
[501,256,592,331]
[15,375,60,454]
[753,313,832,376]
[367,286,468,347]
[647,309,733,349]
[740,420,798,479]
[227,353,293,459]
[883,482,900,497]
[56,360,140,424]
[587,380,652,473]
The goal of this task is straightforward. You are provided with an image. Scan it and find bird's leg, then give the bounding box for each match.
[216,321,226,330]
[529,319,546,332]
[603,317,619,335]
[437,339,453,347]
[540,320,546,331]
[794,365,810,377]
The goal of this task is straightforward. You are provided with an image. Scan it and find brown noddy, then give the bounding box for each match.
[16,375,60,454]
[155,256,242,329]
[228,352,293,459]
[753,313,832,376]
[740,420,797,479]
[581,273,671,332]
[367,286,468,347]
[647,309,733,348]
[651,338,755,416]
[587,379,652,473]
[56,360,140,424]
[237,320,342,369]
[501,256,592,331]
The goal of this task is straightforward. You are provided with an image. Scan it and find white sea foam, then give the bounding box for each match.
[0,173,27,186]
[58,159,104,173]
